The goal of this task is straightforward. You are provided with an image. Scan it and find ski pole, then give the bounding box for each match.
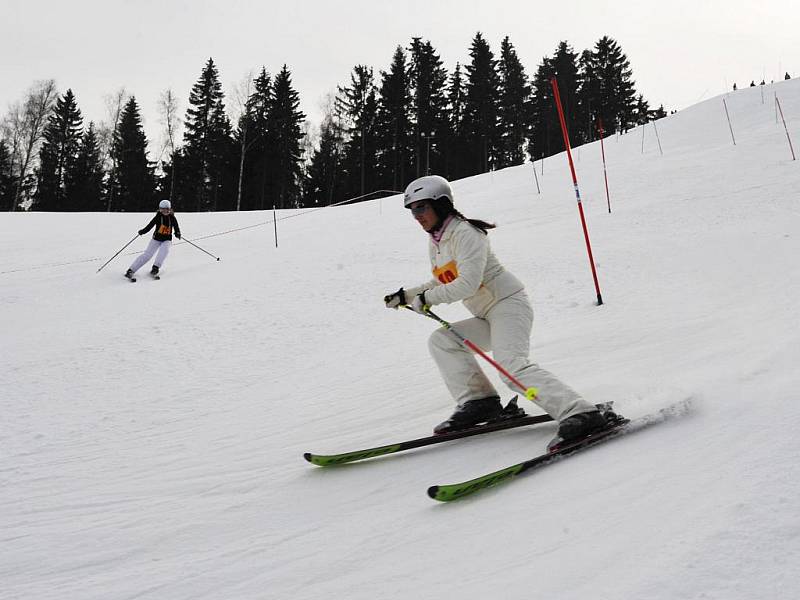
[96,234,140,273]
[408,306,538,401]
[181,237,221,261]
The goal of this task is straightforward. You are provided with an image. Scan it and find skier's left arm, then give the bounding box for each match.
[423,227,488,306]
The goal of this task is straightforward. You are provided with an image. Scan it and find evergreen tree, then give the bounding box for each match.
[408,38,450,180]
[66,122,105,211]
[446,63,469,179]
[239,68,273,210]
[108,97,155,212]
[632,94,650,126]
[651,104,668,120]
[268,65,306,209]
[0,140,16,211]
[159,148,192,210]
[155,155,174,203]
[528,56,557,160]
[304,113,345,206]
[375,46,412,191]
[580,36,637,134]
[461,32,501,174]
[497,36,531,168]
[529,42,586,161]
[550,42,584,143]
[336,65,379,200]
[182,58,235,211]
[33,89,83,211]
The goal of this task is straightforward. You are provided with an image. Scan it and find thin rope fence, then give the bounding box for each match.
[0,190,402,276]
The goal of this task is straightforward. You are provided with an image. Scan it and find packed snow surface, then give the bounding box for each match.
[2,79,800,599]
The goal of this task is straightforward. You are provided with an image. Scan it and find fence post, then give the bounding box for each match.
[723,98,736,145]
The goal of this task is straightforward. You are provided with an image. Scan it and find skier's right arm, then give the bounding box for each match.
[402,279,438,301]
[138,215,157,235]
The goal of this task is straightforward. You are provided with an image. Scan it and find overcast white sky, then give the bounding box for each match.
[2,0,797,157]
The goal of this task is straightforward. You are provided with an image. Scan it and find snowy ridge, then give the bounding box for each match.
[2,79,800,599]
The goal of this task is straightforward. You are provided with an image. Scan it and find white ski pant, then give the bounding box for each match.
[129,238,171,273]
[428,291,597,421]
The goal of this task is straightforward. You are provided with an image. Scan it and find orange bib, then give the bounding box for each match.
[433,260,458,284]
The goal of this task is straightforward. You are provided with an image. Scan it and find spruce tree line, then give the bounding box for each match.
[307,34,666,206]
[1,35,664,212]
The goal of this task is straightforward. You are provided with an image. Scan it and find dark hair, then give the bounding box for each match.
[432,198,496,234]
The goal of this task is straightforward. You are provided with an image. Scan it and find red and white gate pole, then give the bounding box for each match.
[550,77,604,306]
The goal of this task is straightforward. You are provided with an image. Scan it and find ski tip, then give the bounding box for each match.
[303,452,313,463]
[427,485,441,500]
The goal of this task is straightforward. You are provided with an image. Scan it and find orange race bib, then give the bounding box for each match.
[433,260,458,283]
[158,224,172,235]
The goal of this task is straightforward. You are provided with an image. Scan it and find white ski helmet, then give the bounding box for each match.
[403,175,453,208]
[159,199,171,209]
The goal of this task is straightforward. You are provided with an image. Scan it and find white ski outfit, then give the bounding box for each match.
[129,238,171,273]
[404,216,597,421]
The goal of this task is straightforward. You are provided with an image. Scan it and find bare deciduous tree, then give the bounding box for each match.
[319,92,346,205]
[299,118,315,182]
[158,88,180,201]
[98,87,129,211]
[230,70,255,211]
[2,79,58,210]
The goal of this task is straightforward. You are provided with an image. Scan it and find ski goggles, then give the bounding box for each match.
[410,202,433,216]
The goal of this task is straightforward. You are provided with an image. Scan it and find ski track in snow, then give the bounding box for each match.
[2,79,800,599]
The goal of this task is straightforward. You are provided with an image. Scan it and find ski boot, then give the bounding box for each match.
[547,403,627,452]
[124,268,136,282]
[433,396,504,435]
[150,265,160,280]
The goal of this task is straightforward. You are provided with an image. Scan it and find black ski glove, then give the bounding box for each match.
[138,229,146,235]
[384,287,406,309]
[175,232,181,239]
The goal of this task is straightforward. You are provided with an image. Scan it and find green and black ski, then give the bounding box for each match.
[426,401,691,501]
[304,397,568,466]
[427,419,631,502]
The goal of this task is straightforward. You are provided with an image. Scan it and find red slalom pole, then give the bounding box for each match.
[597,117,612,214]
[410,307,539,401]
[550,77,604,305]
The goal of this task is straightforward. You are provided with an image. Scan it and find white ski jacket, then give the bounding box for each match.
[405,217,525,318]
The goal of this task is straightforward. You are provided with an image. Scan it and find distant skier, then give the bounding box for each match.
[383,175,620,448]
[125,199,181,281]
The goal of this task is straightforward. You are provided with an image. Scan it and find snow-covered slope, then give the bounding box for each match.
[3,79,800,599]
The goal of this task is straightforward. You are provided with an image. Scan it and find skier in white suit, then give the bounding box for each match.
[384,175,615,447]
